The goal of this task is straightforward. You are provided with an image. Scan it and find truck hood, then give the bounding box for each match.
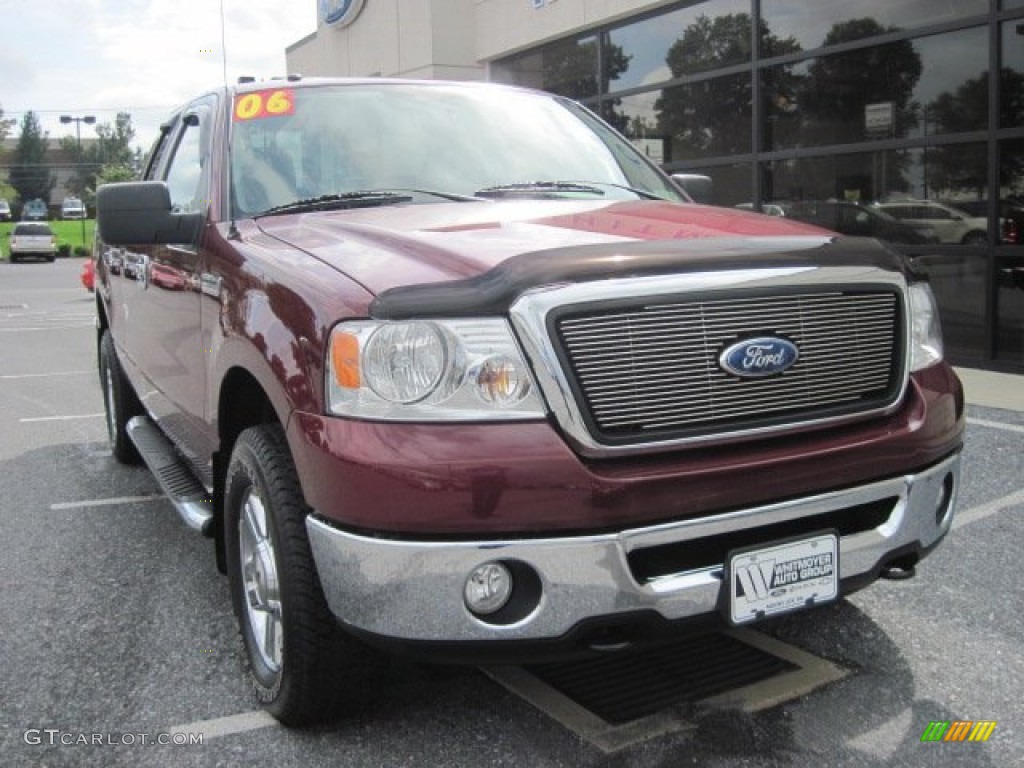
[253,199,834,298]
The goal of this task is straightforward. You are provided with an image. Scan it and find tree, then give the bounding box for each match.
[926,73,993,197]
[800,19,922,146]
[537,36,630,103]
[60,112,137,199]
[0,104,16,144]
[84,162,141,210]
[998,68,1024,190]
[95,162,138,186]
[8,111,54,204]
[652,14,802,160]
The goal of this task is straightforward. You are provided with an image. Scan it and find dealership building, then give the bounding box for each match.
[288,0,1024,372]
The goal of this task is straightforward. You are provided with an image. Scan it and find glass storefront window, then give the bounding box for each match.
[764,27,987,150]
[491,0,1024,369]
[997,252,1024,364]
[913,250,990,363]
[604,0,751,92]
[998,139,1024,363]
[606,73,751,164]
[1002,20,1024,129]
[1001,140,1024,241]
[763,147,990,362]
[491,35,600,101]
[761,0,987,57]
[764,145,988,235]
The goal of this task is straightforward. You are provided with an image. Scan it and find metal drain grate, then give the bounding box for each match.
[525,632,797,725]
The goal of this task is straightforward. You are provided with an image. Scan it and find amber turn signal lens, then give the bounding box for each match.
[330,332,361,389]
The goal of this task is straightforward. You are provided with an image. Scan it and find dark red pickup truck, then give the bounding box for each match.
[94,78,964,725]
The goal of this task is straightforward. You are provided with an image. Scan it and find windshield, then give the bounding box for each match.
[229,83,683,217]
[15,224,53,236]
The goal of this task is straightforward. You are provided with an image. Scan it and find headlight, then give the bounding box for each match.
[362,322,455,404]
[908,281,944,371]
[327,318,546,420]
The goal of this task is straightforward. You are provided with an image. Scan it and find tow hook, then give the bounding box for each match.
[880,562,916,580]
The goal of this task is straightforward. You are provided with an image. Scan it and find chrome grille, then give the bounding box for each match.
[555,290,902,442]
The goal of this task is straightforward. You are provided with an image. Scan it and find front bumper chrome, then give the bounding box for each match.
[307,452,960,643]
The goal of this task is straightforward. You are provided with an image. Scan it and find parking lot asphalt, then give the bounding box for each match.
[1,259,1021,767]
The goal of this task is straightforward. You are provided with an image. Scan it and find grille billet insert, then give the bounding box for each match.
[554,289,903,444]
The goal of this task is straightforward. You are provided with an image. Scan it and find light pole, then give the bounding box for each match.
[60,114,96,249]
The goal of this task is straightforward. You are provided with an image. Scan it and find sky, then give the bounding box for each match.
[0,0,317,153]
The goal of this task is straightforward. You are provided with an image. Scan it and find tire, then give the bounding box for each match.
[99,331,143,464]
[962,231,987,246]
[225,424,375,725]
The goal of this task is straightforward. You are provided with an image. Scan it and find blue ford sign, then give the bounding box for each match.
[720,337,800,378]
[320,0,366,28]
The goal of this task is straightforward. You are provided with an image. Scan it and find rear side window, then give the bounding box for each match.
[13,224,53,236]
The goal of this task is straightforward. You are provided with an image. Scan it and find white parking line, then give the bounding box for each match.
[846,706,913,760]
[967,417,1024,435]
[0,370,93,380]
[168,710,278,741]
[953,488,1024,531]
[50,495,165,511]
[20,413,104,423]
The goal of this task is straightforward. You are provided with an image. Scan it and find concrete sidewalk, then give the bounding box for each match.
[955,367,1024,412]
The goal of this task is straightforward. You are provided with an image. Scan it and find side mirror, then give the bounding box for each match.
[96,181,202,246]
[671,173,714,204]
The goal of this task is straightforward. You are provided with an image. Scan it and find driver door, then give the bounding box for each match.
[123,97,217,481]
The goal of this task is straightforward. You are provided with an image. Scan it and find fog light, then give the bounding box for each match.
[464,562,512,616]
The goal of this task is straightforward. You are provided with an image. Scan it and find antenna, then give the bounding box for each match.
[220,0,239,238]
[219,0,229,89]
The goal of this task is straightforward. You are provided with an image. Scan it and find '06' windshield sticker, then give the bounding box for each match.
[233,89,295,122]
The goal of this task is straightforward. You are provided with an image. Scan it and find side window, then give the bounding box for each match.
[164,114,206,213]
[143,121,179,181]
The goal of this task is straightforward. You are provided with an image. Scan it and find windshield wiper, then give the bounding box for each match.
[257,191,414,217]
[474,180,667,201]
[386,188,485,202]
[475,181,606,199]
[585,181,667,201]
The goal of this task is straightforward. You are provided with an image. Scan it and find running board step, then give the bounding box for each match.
[126,416,214,536]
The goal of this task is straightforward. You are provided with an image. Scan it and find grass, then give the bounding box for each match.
[1,218,96,259]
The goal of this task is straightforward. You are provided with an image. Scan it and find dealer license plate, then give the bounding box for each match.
[726,532,839,626]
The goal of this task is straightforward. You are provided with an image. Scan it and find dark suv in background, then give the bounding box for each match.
[780,201,939,245]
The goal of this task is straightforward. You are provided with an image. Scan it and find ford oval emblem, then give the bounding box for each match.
[719,337,799,378]
[320,0,366,28]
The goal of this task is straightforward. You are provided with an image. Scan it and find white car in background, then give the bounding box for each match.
[873,200,987,245]
[61,197,87,220]
[8,222,57,263]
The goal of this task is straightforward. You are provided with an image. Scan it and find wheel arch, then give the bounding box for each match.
[212,367,284,573]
